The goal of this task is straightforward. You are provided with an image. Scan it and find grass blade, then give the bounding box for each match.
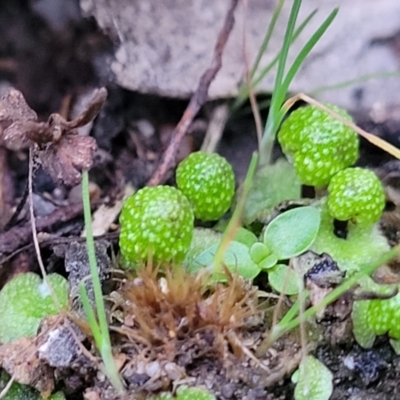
[82,170,110,338]
[234,8,318,110]
[79,283,102,345]
[252,9,318,91]
[278,8,338,107]
[213,152,259,270]
[251,0,285,78]
[259,0,301,165]
[81,170,125,392]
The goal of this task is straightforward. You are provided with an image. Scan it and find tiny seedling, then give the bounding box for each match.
[249,205,321,294]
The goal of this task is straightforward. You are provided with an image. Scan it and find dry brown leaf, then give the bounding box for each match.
[0,87,106,187]
[38,135,97,187]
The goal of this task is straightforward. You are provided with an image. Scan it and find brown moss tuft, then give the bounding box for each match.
[111,265,262,358]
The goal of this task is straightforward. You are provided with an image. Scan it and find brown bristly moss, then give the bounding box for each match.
[113,265,262,358]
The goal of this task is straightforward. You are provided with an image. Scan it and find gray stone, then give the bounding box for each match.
[80,0,400,110]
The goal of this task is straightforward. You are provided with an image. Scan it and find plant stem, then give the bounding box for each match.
[213,153,259,271]
[81,170,125,393]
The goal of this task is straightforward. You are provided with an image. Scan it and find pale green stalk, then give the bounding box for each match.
[81,170,125,393]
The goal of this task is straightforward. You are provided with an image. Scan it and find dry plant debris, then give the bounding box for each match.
[0,87,106,187]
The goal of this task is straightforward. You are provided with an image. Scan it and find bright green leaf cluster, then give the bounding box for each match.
[0,273,68,344]
[278,105,358,187]
[249,206,320,294]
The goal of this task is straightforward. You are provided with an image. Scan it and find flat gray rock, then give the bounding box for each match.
[80,0,400,110]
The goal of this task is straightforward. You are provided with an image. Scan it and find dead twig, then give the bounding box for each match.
[0,202,84,257]
[147,0,239,186]
[0,231,120,266]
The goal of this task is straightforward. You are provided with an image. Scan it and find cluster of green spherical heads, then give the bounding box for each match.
[327,167,385,226]
[119,151,235,268]
[278,104,359,187]
[278,104,385,226]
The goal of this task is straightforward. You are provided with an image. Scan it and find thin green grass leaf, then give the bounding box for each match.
[309,71,400,95]
[82,171,110,338]
[268,0,301,122]
[260,0,301,164]
[278,8,338,107]
[81,170,125,393]
[213,152,258,269]
[234,8,317,111]
[271,246,399,342]
[251,0,285,78]
[79,283,102,346]
[252,9,318,91]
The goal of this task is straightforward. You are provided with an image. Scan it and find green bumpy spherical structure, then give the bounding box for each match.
[278,105,359,187]
[367,293,400,340]
[176,151,235,221]
[327,167,385,225]
[119,186,194,268]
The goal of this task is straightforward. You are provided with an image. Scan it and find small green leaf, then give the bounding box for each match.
[234,227,258,247]
[243,159,301,225]
[184,228,223,268]
[191,241,260,280]
[264,206,320,260]
[268,264,299,295]
[0,273,68,344]
[294,355,333,400]
[175,387,216,400]
[259,253,278,270]
[151,386,216,400]
[250,242,272,264]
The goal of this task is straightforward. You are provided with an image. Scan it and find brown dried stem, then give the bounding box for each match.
[147,0,239,186]
[0,202,84,257]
